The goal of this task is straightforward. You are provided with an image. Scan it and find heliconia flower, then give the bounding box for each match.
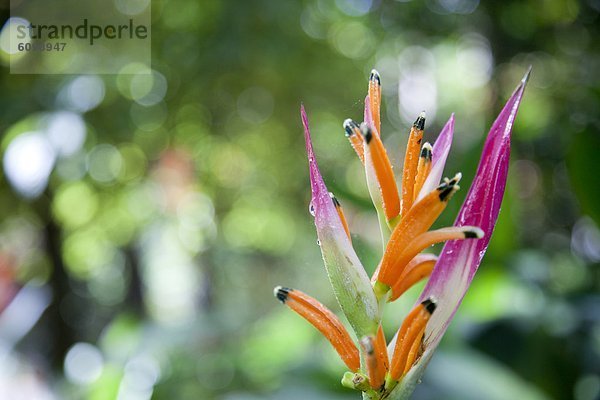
[274,68,529,400]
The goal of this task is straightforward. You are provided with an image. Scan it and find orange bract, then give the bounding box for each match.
[275,287,360,372]
[386,226,482,300]
[413,142,433,202]
[360,335,386,390]
[401,113,425,217]
[377,177,461,288]
[363,126,401,222]
[368,69,382,136]
[330,193,352,241]
[389,254,437,301]
[344,119,365,164]
[375,324,389,372]
[389,298,436,381]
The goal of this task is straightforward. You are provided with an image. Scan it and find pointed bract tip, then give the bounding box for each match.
[370,69,381,85]
[360,122,373,144]
[421,142,433,160]
[438,181,460,202]
[414,112,426,130]
[329,192,341,207]
[300,105,316,162]
[463,227,485,239]
[343,118,358,137]
[300,104,309,131]
[438,172,462,190]
[274,286,292,303]
[422,297,437,314]
[449,172,462,185]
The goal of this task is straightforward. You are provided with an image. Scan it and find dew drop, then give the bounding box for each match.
[316,239,321,246]
[309,201,316,216]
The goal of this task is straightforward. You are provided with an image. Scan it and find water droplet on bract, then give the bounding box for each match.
[309,201,316,216]
[316,239,321,246]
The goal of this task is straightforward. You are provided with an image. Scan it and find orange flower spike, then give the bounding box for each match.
[362,124,401,222]
[388,254,438,300]
[376,175,461,289]
[360,335,386,390]
[387,226,483,301]
[403,325,427,375]
[343,119,365,164]
[386,304,424,383]
[330,193,352,241]
[389,298,436,382]
[368,69,382,136]
[275,287,360,372]
[401,112,426,217]
[413,142,433,202]
[375,324,389,371]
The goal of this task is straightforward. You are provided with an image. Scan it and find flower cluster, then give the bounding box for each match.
[274,68,529,400]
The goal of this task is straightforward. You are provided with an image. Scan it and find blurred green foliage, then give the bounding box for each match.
[0,0,599,399]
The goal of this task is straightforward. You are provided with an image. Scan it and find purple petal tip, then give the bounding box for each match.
[301,105,330,207]
[301,104,314,159]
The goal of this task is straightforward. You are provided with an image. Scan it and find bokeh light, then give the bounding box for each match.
[3,132,55,198]
[64,343,104,385]
[58,75,106,113]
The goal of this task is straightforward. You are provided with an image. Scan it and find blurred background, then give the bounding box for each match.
[0,0,599,399]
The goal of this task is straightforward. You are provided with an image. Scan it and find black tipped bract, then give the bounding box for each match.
[370,70,381,85]
[438,185,456,202]
[413,114,426,131]
[464,230,480,239]
[360,123,373,144]
[329,193,341,207]
[437,177,459,201]
[422,298,437,314]
[275,287,292,303]
[344,119,359,137]
[420,146,432,160]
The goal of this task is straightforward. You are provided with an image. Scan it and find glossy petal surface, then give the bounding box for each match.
[417,72,529,348]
